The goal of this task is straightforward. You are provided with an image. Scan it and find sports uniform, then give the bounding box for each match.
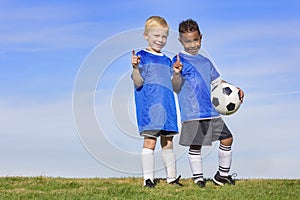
[172,51,232,146]
[134,49,178,136]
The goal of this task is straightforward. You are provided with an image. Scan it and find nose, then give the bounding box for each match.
[157,36,164,43]
[190,40,200,48]
[190,41,196,48]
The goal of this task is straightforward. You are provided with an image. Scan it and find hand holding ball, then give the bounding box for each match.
[211,82,243,115]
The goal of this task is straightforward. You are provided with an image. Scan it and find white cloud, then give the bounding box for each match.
[204,20,300,63]
[0,22,104,52]
[0,2,137,52]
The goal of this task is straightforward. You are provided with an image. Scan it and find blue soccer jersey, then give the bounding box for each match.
[133,50,178,133]
[172,52,221,122]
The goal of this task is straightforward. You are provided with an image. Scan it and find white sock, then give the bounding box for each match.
[218,144,232,177]
[188,148,203,183]
[141,148,154,184]
[161,149,176,183]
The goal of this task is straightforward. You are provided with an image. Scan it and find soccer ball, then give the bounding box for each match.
[211,82,242,115]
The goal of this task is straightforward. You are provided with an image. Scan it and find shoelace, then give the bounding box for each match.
[230,173,238,178]
[170,175,183,186]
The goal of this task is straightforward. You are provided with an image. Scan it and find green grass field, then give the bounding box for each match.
[0,177,299,199]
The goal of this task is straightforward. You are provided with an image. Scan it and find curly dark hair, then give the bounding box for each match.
[178,19,201,34]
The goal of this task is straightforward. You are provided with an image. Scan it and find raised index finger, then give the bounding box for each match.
[177,54,180,62]
[132,50,136,56]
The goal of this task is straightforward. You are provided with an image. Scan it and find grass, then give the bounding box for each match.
[0,177,299,199]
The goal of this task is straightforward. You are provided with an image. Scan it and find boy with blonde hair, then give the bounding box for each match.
[131,16,182,188]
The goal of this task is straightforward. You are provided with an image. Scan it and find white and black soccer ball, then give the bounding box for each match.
[211,82,242,115]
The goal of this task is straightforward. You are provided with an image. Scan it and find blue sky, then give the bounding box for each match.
[1,0,300,179]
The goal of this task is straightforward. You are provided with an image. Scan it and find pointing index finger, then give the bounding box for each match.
[132,50,135,56]
[177,54,180,62]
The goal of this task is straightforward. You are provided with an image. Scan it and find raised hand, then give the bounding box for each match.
[131,50,141,69]
[173,54,183,74]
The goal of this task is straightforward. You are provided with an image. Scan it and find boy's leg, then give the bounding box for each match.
[218,137,233,176]
[160,136,177,183]
[213,136,235,185]
[211,118,235,185]
[142,136,157,186]
[188,145,204,186]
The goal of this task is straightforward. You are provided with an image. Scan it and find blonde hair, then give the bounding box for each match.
[144,16,169,34]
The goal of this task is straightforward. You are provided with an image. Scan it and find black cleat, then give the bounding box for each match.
[213,171,236,186]
[169,175,183,186]
[195,180,205,188]
[144,179,155,188]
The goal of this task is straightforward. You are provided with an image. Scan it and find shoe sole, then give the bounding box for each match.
[212,177,224,186]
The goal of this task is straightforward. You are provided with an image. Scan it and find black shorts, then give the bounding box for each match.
[179,117,232,146]
[141,130,178,138]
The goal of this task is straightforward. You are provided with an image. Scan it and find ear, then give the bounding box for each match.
[144,32,148,40]
[178,37,182,45]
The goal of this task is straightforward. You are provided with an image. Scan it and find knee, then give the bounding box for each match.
[161,136,173,150]
[143,137,157,150]
[221,137,233,146]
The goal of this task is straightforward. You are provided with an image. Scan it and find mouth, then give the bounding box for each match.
[189,48,198,51]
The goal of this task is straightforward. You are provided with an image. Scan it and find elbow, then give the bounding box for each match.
[173,86,181,94]
[172,78,183,94]
[134,83,143,89]
[134,80,143,88]
[172,82,182,93]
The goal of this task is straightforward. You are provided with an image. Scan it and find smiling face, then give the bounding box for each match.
[179,31,202,55]
[144,27,169,53]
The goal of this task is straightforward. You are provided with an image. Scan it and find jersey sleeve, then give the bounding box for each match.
[210,61,220,83]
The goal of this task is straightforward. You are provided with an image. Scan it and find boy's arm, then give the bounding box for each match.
[219,79,245,102]
[172,54,183,93]
[131,50,144,88]
[211,77,222,88]
[172,73,183,93]
[132,68,144,88]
